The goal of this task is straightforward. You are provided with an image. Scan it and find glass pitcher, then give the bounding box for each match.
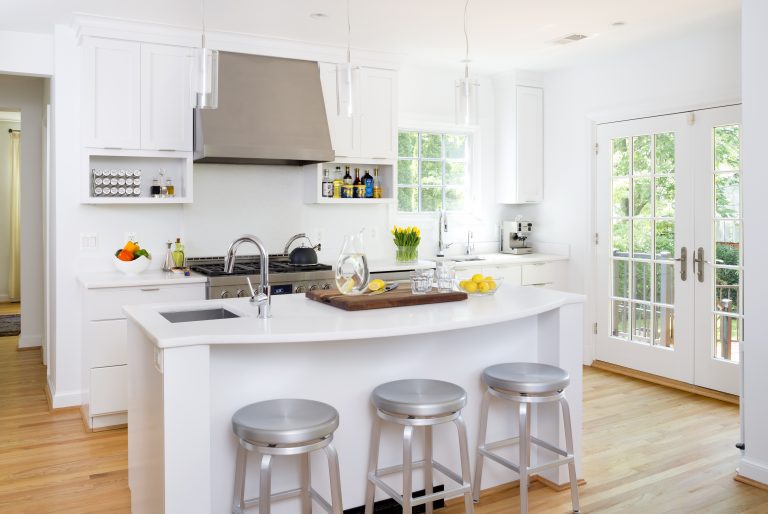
[335,232,370,295]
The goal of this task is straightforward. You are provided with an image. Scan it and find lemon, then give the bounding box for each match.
[478,281,491,293]
[484,276,494,282]
[464,281,478,293]
[471,273,484,283]
[368,279,386,292]
[340,278,355,293]
[486,280,497,290]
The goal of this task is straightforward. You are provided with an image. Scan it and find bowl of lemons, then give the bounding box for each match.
[456,273,502,296]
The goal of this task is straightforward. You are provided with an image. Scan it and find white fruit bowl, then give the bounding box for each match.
[112,255,151,275]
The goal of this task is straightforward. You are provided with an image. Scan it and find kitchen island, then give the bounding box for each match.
[125,286,585,514]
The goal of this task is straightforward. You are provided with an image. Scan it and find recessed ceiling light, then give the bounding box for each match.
[612,21,626,27]
[310,13,328,20]
[553,33,589,45]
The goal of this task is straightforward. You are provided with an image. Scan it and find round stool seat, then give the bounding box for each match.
[372,379,467,417]
[232,399,339,445]
[482,363,569,394]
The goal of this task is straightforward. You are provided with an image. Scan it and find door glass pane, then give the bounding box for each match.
[612,178,630,217]
[655,263,675,304]
[714,125,740,172]
[612,300,630,338]
[612,220,629,255]
[655,220,675,258]
[715,220,741,266]
[655,132,675,174]
[613,260,630,298]
[655,176,675,217]
[633,262,652,301]
[633,178,652,216]
[714,314,740,362]
[654,306,675,348]
[633,135,652,174]
[612,138,630,176]
[714,268,740,314]
[632,303,652,343]
[633,220,652,257]
[715,173,740,218]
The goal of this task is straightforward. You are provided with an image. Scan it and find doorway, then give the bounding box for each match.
[0,111,21,337]
[594,105,742,395]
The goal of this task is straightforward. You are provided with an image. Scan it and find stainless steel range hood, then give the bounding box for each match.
[194,52,335,166]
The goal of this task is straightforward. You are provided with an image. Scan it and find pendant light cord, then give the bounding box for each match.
[346,0,352,63]
[201,0,207,48]
[463,0,471,79]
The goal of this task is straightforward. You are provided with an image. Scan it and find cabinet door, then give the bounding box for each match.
[521,261,567,289]
[515,86,543,202]
[318,62,359,158]
[84,319,128,368]
[140,44,194,151]
[486,265,522,286]
[82,38,141,149]
[359,68,398,160]
[89,365,128,416]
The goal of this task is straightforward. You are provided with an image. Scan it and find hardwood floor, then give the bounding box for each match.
[0,302,21,316]
[1,331,767,513]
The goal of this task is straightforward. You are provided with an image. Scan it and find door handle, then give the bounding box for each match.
[674,247,687,281]
[694,247,705,282]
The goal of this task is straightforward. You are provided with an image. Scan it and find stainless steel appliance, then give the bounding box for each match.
[188,255,334,299]
[501,220,534,254]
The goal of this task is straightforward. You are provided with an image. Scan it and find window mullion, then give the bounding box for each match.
[417,131,422,212]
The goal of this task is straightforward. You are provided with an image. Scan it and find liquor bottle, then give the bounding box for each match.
[166,177,175,197]
[342,166,353,198]
[332,166,343,198]
[363,169,374,198]
[172,238,185,268]
[150,177,161,198]
[321,168,333,198]
[373,168,382,198]
[353,168,365,198]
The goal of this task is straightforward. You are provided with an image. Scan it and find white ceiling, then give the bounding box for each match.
[2,0,740,72]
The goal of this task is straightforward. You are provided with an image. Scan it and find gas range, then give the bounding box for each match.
[188,255,335,298]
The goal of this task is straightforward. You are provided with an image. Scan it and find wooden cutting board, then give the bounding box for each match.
[306,287,468,311]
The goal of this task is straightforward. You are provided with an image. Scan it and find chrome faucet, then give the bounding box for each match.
[224,234,271,319]
[437,210,453,257]
[465,230,475,255]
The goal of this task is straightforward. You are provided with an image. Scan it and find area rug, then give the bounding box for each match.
[0,314,20,337]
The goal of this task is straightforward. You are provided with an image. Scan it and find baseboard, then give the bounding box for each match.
[46,376,83,409]
[343,485,445,513]
[737,458,768,488]
[18,334,42,348]
[591,360,739,405]
[0,294,9,302]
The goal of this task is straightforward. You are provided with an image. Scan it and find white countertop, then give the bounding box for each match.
[124,285,584,349]
[368,259,436,272]
[433,252,568,267]
[78,270,208,289]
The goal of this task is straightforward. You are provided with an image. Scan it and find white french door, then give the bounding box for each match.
[595,105,742,395]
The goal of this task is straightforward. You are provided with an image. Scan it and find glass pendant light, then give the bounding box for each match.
[337,0,354,117]
[195,0,219,109]
[455,0,479,125]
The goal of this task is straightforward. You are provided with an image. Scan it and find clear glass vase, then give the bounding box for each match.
[395,245,419,264]
[335,232,370,295]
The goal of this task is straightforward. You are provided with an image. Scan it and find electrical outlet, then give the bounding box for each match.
[124,232,137,243]
[370,227,378,239]
[80,232,98,251]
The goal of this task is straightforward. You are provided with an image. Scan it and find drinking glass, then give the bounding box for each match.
[410,269,434,294]
[435,262,456,292]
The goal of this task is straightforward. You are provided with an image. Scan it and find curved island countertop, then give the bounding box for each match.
[123,285,585,349]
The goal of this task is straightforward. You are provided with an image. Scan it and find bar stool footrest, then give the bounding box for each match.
[241,486,334,513]
[368,459,472,508]
[479,437,575,476]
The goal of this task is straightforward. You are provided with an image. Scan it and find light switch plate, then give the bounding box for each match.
[80,232,98,251]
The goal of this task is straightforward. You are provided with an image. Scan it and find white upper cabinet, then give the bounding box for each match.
[495,75,544,204]
[359,68,398,160]
[319,63,397,161]
[82,38,141,149]
[82,37,193,152]
[140,44,194,151]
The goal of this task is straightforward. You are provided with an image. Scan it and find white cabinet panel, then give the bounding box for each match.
[89,365,128,416]
[319,62,359,158]
[84,283,205,321]
[82,38,141,149]
[140,44,194,151]
[522,261,567,289]
[85,319,127,368]
[485,265,522,286]
[359,68,397,160]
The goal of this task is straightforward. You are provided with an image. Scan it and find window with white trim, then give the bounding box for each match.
[397,130,471,212]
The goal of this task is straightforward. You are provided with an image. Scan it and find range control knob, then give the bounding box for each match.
[295,285,306,294]
[220,290,230,299]
[309,284,319,291]
[235,289,246,298]
[322,283,332,290]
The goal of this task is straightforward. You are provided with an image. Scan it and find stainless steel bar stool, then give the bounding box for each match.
[364,379,475,514]
[473,363,580,514]
[231,399,343,514]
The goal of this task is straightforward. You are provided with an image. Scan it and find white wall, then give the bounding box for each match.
[739,0,768,487]
[521,15,740,358]
[0,75,46,349]
[0,30,53,77]
[0,117,21,301]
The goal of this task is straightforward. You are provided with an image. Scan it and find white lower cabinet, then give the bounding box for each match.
[81,281,205,430]
[455,259,567,290]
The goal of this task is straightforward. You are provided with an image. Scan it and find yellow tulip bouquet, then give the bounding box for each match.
[392,225,421,263]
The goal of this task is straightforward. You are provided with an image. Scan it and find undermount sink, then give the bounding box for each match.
[160,308,240,324]
[447,256,485,262]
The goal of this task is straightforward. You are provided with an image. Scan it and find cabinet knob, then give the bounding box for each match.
[220,290,230,299]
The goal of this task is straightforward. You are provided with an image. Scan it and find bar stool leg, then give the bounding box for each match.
[453,414,475,514]
[323,443,344,514]
[300,453,312,514]
[518,402,530,514]
[560,397,581,513]
[425,425,434,514]
[232,442,248,514]
[402,425,414,513]
[258,453,273,514]
[364,417,382,514]
[472,389,491,503]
